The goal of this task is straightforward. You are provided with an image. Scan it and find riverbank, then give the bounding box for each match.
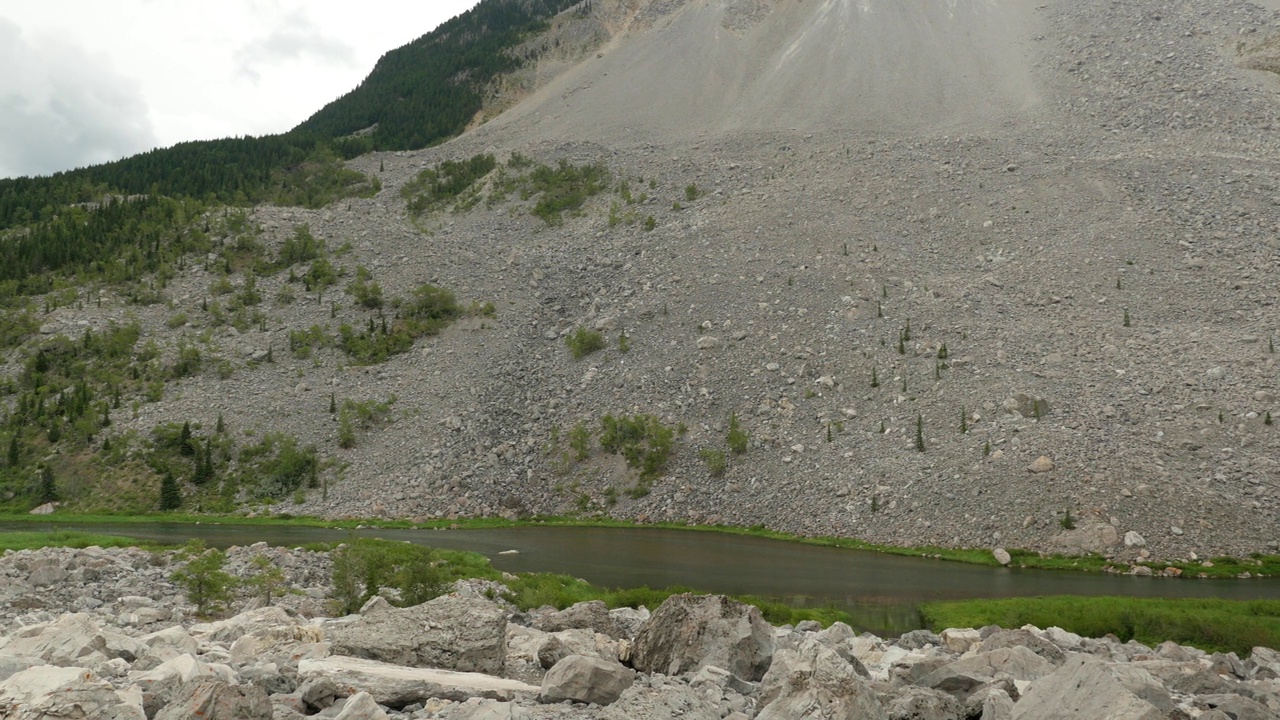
[3,511,1278,581]
[2,542,1279,720]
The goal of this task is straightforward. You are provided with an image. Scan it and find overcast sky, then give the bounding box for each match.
[0,0,480,179]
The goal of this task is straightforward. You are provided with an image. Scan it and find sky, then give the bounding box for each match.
[0,0,480,179]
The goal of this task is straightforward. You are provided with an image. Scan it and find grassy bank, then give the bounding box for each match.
[921,596,1280,657]
[2,511,1277,579]
[0,530,167,552]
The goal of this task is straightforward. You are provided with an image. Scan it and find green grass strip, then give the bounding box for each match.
[0,530,167,552]
[920,596,1280,657]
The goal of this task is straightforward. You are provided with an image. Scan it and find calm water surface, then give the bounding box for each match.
[7,522,1278,634]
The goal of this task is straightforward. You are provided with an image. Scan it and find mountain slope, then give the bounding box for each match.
[487,0,1041,143]
[3,0,1280,568]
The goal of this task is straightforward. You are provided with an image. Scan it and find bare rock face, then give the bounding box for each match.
[631,593,774,682]
[1012,655,1173,720]
[325,595,506,674]
[539,654,636,705]
[153,679,272,720]
[757,639,887,720]
[0,665,145,720]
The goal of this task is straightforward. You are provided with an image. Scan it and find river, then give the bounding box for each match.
[7,522,1278,634]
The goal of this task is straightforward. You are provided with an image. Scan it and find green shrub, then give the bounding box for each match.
[402,154,496,216]
[288,324,331,358]
[170,540,237,618]
[600,414,676,479]
[565,327,605,360]
[568,421,592,461]
[237,433,320,499]
[277,225,325,269]
[330,538,450,615]
[701,448,726,476]
[345,266,384,309]
[726,413,749,454]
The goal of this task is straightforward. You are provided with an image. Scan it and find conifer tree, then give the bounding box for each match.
[38,466,58,504]
[160,473,182,510]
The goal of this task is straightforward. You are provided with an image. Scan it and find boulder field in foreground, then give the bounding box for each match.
[1,545,1278,719]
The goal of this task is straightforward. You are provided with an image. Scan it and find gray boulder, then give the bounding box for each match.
[153,679,271,720]
[0,665,145,720]
[539,654,636,705]
[980,628,1066,665]
[1013,655,1173,719]
[919,646,1056,697]
[533,600,625,639]
[897,629,943,650]
[326,594,506,674]
[1195,694,1278,720]
[1248,646,1280,680]
[631,594,774,681]
[885,685,965,720]
[602,680,722,720]
[297,656,539,706]
[2,613,112,666]
[332,691,390,720]
[757,639,887,720]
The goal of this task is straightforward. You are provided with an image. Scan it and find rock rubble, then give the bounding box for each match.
[1,544,1278,719]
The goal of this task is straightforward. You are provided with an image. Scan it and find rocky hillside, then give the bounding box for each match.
[2,544,1279,719]
[7,0,1280,565]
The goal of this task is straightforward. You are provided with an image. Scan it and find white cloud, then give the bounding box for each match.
[0,1,483,178]
[0,19,157,178]
[235,8,358,83]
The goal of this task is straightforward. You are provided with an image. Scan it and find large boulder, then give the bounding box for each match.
[298,656,539,706]
[332,691,390,720]
[533,600,626,639]
[1,613,113,666]
[885,685,965,720]
[918,646,1056,697]
[539,654,636,705]
[134,654,239,716]
[631,594,774,681]
[756,639,887,720]
[153,679,272,720]
[0,665,145,720]
[1013,655,1173,719]
[325,595,506,674]
[602,679,722,720]
[979,628,1066,665]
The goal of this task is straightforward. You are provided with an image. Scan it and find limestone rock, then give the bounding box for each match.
[919,646,1056,696]
[886,685,966,720]
[1013,655,1173,719]
[979,629,1066,665]
[631,594,774,681]
[757,639,887,720]
[325,595,506,674]
[153,679,272,720]
[602,681,722,720]
[532,600,625,639]
[297,656,539,706]
[1123,531,1146,547]
[539,655,635,705]
[993,548,1012,566]
[1028,456,1055,473]
[2,613,112,667]
[332,691,390,720]
[941,628,982,654]
[0,665,145,720]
